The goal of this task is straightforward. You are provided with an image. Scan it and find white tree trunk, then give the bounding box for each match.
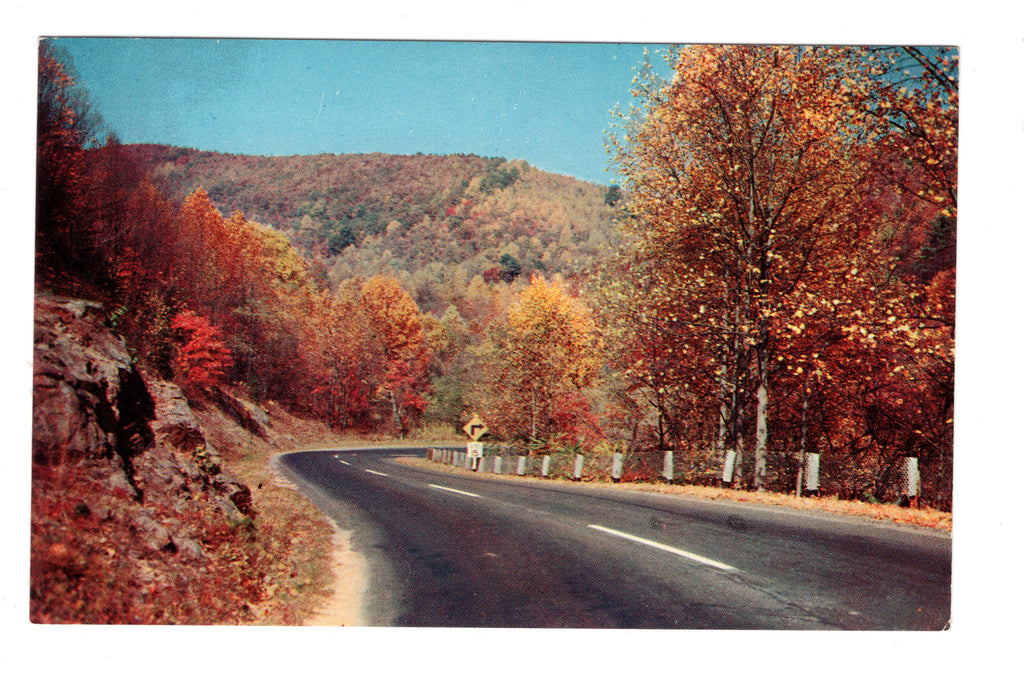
[754,380,768,491]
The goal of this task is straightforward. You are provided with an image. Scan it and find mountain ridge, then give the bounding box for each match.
[121,144,622,314]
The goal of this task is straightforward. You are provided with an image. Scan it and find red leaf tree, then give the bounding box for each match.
[171,310,232,392]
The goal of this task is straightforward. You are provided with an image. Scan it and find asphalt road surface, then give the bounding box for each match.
[278,447,951,629]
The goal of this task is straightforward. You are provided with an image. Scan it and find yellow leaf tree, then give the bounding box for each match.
[479,275,602,447]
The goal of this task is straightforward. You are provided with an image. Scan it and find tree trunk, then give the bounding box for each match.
[530,393,538,446]
[796,373,811,497]
[389,390,404,438]
[734,402,745,487]
[730,268,750,488]
[716,309,730,458]
[794,374,811,497]
[753,375,768,491]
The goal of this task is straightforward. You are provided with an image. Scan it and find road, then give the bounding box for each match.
[278,447,951,629]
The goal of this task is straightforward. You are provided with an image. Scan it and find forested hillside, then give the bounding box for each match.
[127,144,622,316]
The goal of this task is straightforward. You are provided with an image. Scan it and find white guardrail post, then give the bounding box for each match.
[662,451,674,482]
[904,456,920,506]
[803,453,820,494]
[573,454,584,481]
[541,455,551,477]
[722,449,736,485]
[611,452,623,482]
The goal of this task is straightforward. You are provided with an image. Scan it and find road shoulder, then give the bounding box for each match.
[395,455,952,533]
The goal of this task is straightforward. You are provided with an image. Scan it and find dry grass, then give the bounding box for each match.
[602,481,950,531]
[193,400,344,624]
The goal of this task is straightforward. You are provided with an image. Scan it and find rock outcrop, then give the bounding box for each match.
[32,293,253,549]
[144,378,255,520]
[32,296,155,467]
[211,386,270,439]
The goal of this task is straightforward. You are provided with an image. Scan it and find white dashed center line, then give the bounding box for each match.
[588,524,738,571]
[363,469,389,477]
[428,484,481,498]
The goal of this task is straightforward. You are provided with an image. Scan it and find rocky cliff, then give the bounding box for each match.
[31,294,264,623]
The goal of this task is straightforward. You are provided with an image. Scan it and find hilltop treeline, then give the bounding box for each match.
[131,144,622,316]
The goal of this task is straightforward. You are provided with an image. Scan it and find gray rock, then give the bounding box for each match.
[108,467,139,499]
[174,536,207,561]
[214,474,254,518]
[33,294,263,562]
[147,379,206,451]
[130,511,176,553]
[211,387,270,438]
[32,295,154,465]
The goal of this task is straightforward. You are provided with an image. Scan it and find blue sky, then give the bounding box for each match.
[52,38,671,185]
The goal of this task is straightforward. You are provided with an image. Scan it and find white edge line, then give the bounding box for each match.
[363,469,389,477]
[588,524,738,572]
[428,484,481,498]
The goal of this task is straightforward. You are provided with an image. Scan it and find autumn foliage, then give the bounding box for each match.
[606,45,955,505]
[35,42,955,508]
[476,275,602,448]
[36,45,436,430]
[170,310,232,390]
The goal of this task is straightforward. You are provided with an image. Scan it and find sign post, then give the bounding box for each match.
[467,441,483,471]
[463,414,488,472]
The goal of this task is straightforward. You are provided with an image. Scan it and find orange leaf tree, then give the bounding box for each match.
[860,47,958,220]
[293,287,377,428]
[358,275,433,435]
[170,309,232,391]
[607,45,953,494]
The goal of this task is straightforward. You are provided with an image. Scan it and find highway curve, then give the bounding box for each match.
[278,447,951,629]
